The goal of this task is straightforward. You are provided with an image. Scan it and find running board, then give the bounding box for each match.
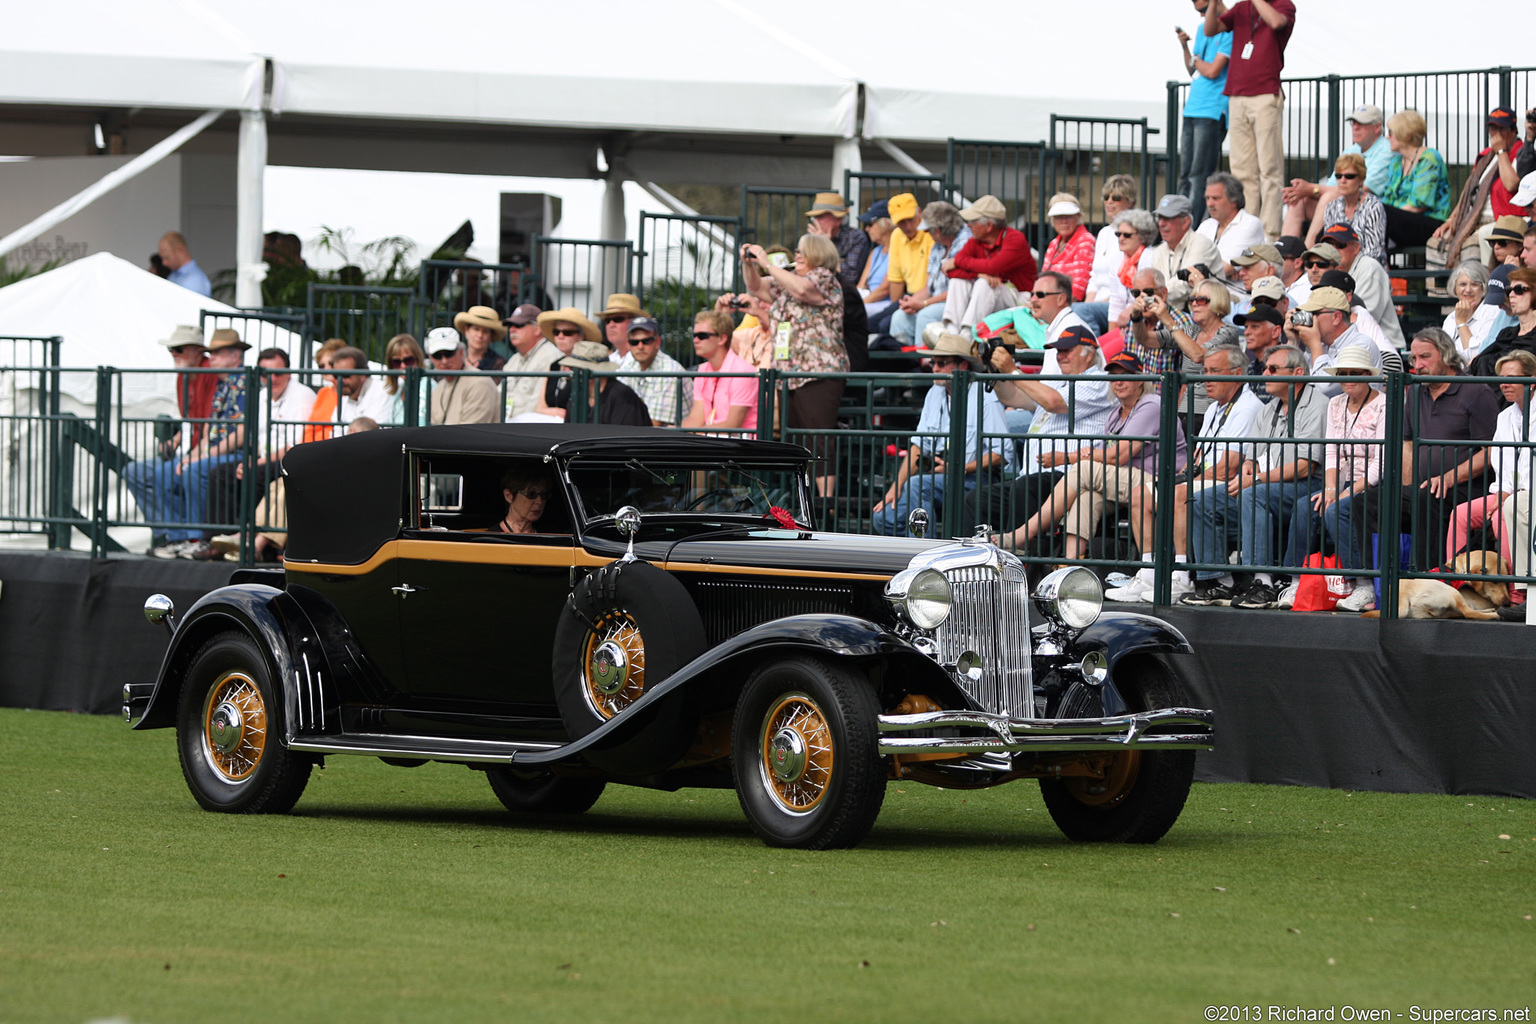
[287,732,563,764]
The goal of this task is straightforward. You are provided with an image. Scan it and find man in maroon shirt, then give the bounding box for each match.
[1206,0,1296,241]
[939,194,1038,336]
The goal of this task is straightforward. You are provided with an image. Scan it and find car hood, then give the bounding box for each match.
[659,530,948,578]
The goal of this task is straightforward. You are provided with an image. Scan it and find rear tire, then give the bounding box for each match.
[731,656,886,850]
[486,769,606,814]
[176,632,311,814]
[1039,656,1195,843]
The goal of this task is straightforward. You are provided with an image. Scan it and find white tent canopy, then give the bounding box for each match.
[0,252,299,409]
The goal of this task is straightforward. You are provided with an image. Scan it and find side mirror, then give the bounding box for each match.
[615,505,641,562]
[144,594,176,636]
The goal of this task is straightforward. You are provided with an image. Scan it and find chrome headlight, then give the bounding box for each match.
[885,567,953,630]
[1034,566,1103,630]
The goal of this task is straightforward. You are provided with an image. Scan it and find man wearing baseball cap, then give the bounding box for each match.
[1143,194,1225,310]
[423,327,498,425]
[883,193,933,311]
[502,304,561,421]
[938,194,1037,335]
[805,192,869,290]
[617,316,693,426]
[1317,222,1404,348]
[1290,286,1382,397]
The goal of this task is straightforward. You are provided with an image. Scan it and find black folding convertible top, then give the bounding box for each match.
[282,424,811,565]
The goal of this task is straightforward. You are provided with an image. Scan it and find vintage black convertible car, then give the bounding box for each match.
[125,424,1214,849]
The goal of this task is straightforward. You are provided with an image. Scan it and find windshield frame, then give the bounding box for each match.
[558,454,815,532]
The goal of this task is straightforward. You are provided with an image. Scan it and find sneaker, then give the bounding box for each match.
[1168,573,1194,602]
[1105,571,1133,587]
[1276,581,1298,609]
[209,534,240,556]
[178,540,221,561]
[151,540,193,559]
[1232,580,1278,609]
[1105,576,1151,602]
[1180,579,1234,606]
[1336,582,1376,613]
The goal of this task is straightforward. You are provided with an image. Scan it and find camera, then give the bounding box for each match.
[1176,263,1213,283]
[1289,309,1313,328]
[977,337,1016,369]
[728,298,751,309]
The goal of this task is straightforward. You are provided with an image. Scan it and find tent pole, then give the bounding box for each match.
[831,137,861,197]
[235,108,268,309]
[601,163,628,293]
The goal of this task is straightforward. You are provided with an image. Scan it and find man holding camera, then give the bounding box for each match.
[1287,286,1383,398]
[1117,269,1184,380]
[1142,194,1226,310]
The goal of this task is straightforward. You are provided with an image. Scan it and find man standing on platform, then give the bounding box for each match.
[1206,0,1296,241]
[157,231,212,297]
[805,192,870,290]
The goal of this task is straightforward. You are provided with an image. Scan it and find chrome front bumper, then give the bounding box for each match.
[876,707,1215,754]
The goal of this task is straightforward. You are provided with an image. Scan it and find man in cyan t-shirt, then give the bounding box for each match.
[1206,0,1296,242]
[1177,2,1233,225]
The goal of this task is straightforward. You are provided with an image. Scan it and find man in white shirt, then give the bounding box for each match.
[331,346,399,428]
[1140,194,1225,310]
[1031,270,1090,375]
[1276,235,1312,307]
[1197,172,1267,279]
[502,304,562,421]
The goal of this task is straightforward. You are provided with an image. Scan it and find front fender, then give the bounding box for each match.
[1069,611,1192,667]
[514,614,950,768]
[134,585,332,737]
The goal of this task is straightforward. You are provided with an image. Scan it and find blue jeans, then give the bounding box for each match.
[123,452,241,542]
[1072,302,1109,337]
[1291,489,1370,570]
[1179,115,1227,226]
[1189,479,1320,579]
[874,471,979,536]
[890,303,946,347]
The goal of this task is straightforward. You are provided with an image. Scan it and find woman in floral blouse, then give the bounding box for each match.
[740,233,847,495]
[1380,108,1451,249]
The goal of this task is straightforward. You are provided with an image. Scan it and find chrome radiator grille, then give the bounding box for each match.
[934,565,1033,716]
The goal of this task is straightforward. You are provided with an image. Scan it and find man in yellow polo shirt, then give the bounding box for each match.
[884,192,934,309]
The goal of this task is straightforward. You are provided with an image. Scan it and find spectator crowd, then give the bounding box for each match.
[125,2,1536,614]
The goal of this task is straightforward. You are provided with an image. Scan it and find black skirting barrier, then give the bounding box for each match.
[1,553,1532,799]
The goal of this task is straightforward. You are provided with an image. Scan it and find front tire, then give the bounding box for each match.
[1039,656,1196,843]
[486,768,606,814]
[176,632,311,813]
[731,656,886,850]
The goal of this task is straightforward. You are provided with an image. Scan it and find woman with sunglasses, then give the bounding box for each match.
[1314,152,1387,268]
[382,333,428,425]
[1089,208,1158,325]
[1470,267,1536,379]
[497,465,555,535]
[1155,279,1240,417]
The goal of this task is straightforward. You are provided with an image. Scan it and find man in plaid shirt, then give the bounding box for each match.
[617,316,692,426]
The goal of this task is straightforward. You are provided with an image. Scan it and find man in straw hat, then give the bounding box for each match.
[872,333,1012,536]
[452,305,508,371]
[130,328,252,558]
[596,294,650,358]
[125,324,210,554]
[536,340,651,427]
[805,191,869,289]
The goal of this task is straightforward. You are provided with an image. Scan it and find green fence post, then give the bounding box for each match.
[91,367,112,559]
[45,337,67,549]
[1379,370,1405,619]
[945,370,970,539]
[1326,75,1343,169]
[1153,370,1181,605]
[402,367,422,428]
[1166,82,1181,199]
[757,369,776,442]
[1498,65,1513,111]
[239,365,261,565]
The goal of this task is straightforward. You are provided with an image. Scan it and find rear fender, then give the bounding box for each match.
[134,585,335,740]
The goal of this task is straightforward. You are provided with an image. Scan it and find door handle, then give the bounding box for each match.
[391,584,419,598]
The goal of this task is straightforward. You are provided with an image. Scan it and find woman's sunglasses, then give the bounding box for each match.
[1511,284,1533,296]
[387,356,418,367]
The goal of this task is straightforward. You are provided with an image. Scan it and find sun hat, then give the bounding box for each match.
[1488,215,1529,244]
[452,305,507,339]
[804,192,849,218]
[1046,193,1082,218]
[557,340,619,374]
[1323,345,1379,375]
[927,332,984,371]
[598,293,649,320]
[537,308,602,345]
[158,324,205,348]
[207,328,249,352]
[424,327,461,356]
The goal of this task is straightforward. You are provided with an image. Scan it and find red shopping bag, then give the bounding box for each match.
[1291,552,1354,612]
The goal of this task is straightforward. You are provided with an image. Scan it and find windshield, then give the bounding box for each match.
[566,458,811,527]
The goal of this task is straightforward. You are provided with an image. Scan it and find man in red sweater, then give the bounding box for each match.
[940,194,1037,337]
[1206,0,1296,241]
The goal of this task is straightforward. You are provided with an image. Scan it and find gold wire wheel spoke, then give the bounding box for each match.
[759,694,835,814]
[1063,751,1142,808]
[200,672,268,783]
[582,612,647,720]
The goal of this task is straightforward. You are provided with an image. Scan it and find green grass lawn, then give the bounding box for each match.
[1,708,1532,1024]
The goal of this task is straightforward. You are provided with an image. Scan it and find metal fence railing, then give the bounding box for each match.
[415,260,534,339]
[531,236,632,320]
[305,283,416,366]
[635,212,743,361]
[739,186,822,253]
[12,355,1536,622]
[946,139,1051,252]
[0,336,64,545]
[841,171,949,221]
[1048,116,1159,236]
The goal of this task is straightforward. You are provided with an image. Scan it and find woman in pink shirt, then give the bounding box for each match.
[682,310,759,434]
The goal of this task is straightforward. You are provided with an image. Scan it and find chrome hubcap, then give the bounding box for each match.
[768,726,808,783]
[209,700,244,754]
[589,640,628,697]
